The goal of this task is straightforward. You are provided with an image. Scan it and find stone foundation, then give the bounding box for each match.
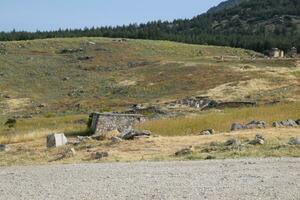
[89,113,145,135]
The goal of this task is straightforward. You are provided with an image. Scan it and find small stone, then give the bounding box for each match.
[205,155,216,160]
[289,137,300,145]
[47,133,68,148]
[0,144,9,152]
[199,129,215,135]
[91,152,109,159]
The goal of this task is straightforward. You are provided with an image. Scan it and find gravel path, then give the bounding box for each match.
[0,158,299,200]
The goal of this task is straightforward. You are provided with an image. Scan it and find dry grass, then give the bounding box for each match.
[0,114,88,144]
[0,128,299,166]
[138,103,300,136]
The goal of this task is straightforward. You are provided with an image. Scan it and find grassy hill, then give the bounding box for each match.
[0,37,300,144]
[0,37,260,116]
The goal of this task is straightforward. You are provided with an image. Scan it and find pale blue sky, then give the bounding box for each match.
[0,0,224,32]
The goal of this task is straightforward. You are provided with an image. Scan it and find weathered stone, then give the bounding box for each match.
[289,137,300,145]
[273,119,298,128]
[47,133,68,148]
[224,138,241,146]
[199,129,215,135]
[272,121,283,128]
[245,120,266,129]
[121,130,151,140]
[0,144,9,152]
[111,136,123,143]
[249,134,265,145]
[91,152,109,159]
[175,146,194,156]
[231,123,244,131]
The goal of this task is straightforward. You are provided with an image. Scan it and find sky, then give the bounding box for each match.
[0,0,224,32]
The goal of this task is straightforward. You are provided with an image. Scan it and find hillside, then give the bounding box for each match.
[0,37,300,120]
[0,37,259,117]
[0,0,299,53]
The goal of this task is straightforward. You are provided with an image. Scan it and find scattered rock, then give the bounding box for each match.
[121,130,151,140]
[249,134,265,145]
[288,137,300,145]
[175,146,194,156]
[231,120,266,131]
[199,129,215,135]
[205,155,216,160]
[47,133,68,148]
[4,118,17,128]
[0,144,9,152]
[272,121,283,128]
[231,123,244,131]
[62,77,70,81]
[272,119,298,127]
[224,138,241,146]
[91,152,109,160]
[111,136,123,143]
[245,120,266,129]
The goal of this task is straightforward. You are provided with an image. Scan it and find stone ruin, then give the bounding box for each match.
[89,112,146,135]
[168,96,256,110]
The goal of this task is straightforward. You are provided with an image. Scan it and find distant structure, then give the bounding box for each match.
[269,48,284,58]
[286,47,298,58]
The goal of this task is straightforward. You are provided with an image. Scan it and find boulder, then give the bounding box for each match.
[0,144,9,152]
[199,129,215,135]
[91,152,109,159]
[47,133,68,148]
[175,146,194,156]
[289,137,300,145]
[249,134,265,145]
[121,130,151,140]
[245,120,266,129]
[295,119,300,125]
[272,121,283,128]
[282,119,298,127]
[231,123,244,131]
[273,120,298,128]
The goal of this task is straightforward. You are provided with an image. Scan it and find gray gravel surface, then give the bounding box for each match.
[0,158,299,200]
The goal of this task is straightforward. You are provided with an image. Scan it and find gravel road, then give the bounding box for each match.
[0,158,299,200]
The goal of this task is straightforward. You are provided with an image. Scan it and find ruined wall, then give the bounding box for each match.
[90,113,145,135]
